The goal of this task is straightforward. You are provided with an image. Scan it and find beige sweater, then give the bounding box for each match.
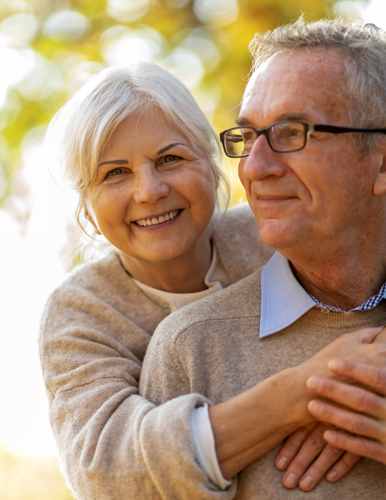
[141,269,386,499]
[39,204,273,500]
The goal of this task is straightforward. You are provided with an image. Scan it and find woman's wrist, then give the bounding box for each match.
[209,366,312,478]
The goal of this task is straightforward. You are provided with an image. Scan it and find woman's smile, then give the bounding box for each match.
[134,209,183,228]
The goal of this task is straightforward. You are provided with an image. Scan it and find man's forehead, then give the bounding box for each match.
[240,49,348,124]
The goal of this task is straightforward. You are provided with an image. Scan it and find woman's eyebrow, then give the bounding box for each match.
[157,142,187,155]
[97,159,128,167]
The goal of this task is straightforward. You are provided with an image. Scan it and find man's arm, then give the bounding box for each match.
[306,359,386,465]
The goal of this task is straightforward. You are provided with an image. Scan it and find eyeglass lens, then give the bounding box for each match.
[223,121,308,156]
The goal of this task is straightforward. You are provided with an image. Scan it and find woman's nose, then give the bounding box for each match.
[239,135,286,184]
[132,170,170,204]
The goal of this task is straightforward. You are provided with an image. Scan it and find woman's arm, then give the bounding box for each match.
[273,325,386,491]
[209,329,385,478]
[41,275,237,500]
[141,320,386,483]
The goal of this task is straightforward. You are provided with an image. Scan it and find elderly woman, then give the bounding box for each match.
[39,62,273,500]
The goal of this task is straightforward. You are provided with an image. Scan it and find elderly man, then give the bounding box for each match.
[140,18,386,499]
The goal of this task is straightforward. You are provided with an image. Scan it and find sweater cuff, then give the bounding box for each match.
[140,394,237,500]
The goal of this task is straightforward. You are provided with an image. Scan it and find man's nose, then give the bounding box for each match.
[239,134,286,183]
[132,169,170,204]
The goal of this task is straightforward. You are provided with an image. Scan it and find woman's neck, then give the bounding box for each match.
[119,231,213,293]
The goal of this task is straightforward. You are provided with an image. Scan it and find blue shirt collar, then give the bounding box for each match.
[260,252,315,338]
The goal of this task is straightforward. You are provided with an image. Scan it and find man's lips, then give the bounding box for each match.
[256,195,296,202]
[133,209,182,227]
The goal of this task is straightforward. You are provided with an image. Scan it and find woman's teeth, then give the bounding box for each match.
[136,210,180,227]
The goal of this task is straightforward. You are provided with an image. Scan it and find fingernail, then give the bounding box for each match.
[328,359,344,371]
[284,473,297,488]
[276,456,288,470]
[299,475,313,490]
[326,470,338,481]
[307,376,322,390]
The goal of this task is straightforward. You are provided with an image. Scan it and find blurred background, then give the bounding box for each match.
[0,0,384,498]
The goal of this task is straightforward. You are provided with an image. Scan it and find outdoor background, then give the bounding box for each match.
[0,0,384,498]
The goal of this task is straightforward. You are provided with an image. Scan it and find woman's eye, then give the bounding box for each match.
[106,167,123,177]
[163,154,179,163]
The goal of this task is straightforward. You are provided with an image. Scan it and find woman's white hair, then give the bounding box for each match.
[46,62,228,232]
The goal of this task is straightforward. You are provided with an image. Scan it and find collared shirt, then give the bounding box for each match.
[260,251,386,338]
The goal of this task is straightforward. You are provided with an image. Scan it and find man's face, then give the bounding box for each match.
[238,49,384,259]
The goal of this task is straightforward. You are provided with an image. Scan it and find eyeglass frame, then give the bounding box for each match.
[219,120,386,158]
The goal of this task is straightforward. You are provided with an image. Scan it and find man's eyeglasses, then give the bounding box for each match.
[219,120,386,158]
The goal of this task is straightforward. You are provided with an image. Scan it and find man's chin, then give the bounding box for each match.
[258,221,302,251]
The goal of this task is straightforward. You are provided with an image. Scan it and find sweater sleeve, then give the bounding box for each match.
[40,270,237,500]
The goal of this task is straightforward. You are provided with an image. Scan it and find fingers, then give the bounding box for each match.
[324,430,386,465]
[307,376,385,417]
[297,448,360,490]
[352,326,384,344]
[324,451,360,483]
[275,423,316,471]
[327,360,386,397]
[308,399,383,440]
[280,423,338,490]
[374,325,386,344]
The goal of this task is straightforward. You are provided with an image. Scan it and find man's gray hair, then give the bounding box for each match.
[248,17,386,150]
[46,62,228,228]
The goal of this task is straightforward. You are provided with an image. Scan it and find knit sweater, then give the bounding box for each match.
[140,269,386,499]
[39,203,273,500]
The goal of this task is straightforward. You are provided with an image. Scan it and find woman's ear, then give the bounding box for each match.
[84,205,102,235]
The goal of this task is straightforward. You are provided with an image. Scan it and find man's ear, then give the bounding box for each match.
[373,145,386,196]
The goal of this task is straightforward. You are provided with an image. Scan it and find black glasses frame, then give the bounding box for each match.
[219,120,386,158]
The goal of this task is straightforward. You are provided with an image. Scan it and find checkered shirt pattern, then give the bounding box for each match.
[310,282,386,312]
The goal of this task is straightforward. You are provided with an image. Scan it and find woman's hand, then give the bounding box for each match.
[307,359,386,465]
[275,422,360,491]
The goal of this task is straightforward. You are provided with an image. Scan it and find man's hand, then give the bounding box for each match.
[274,325,386,490]
[275,423,360,491]
[306,359,386,465]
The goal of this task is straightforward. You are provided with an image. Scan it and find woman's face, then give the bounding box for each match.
[86,108,217,267]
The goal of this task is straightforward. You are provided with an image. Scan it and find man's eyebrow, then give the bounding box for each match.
[97,159,128,167]
[277,112,312,121]
[235,117,251,127]
[236,113,313,128]
[157,142,188,155]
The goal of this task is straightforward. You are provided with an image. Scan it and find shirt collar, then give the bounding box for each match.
[260,251,316,338]
[260,251,386,338]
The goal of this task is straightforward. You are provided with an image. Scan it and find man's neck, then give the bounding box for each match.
[290,257,386,312]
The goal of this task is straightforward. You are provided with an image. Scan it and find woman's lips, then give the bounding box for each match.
[134,209,182,227]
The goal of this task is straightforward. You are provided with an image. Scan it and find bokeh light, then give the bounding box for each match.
[194,0,239,26]
[43,10,90,40]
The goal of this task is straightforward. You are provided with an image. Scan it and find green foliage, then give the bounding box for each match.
[0,0,336,206]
